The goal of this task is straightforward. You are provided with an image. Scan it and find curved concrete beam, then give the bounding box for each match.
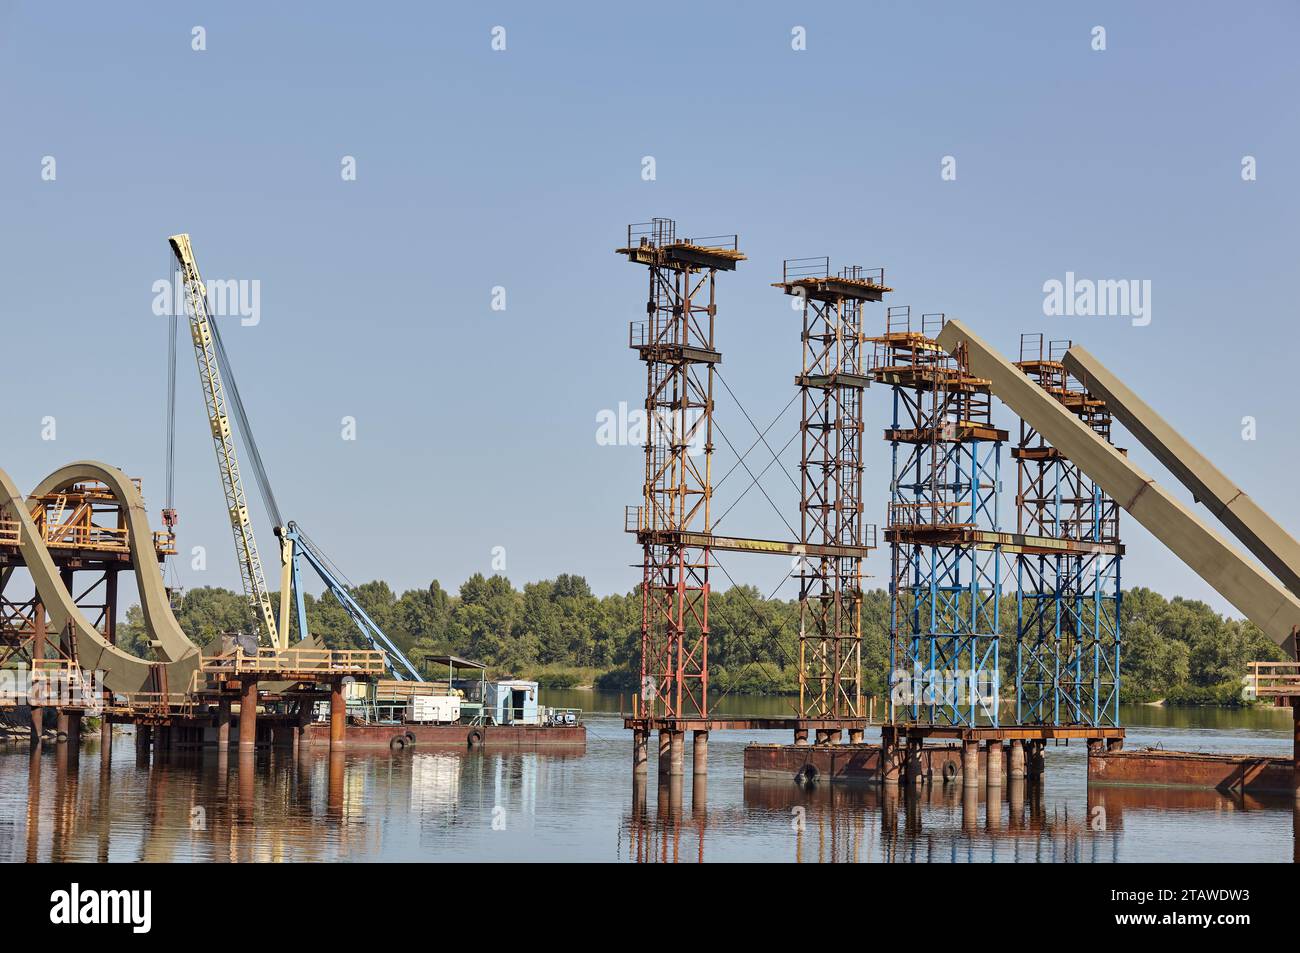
[2,462,200,693]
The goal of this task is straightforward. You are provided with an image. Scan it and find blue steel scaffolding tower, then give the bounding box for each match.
[870,309,1007,727]
[1013,335,1122,726]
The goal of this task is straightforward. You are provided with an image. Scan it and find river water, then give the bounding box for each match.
[1,692,1295,863]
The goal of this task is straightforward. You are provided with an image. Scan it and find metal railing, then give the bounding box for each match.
[921,312,947,338]
[783,256,830,283]
[626,218,677,249]
[1248,662,1300,697]
[200,647,387,676]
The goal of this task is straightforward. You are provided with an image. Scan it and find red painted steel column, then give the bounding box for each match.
[329,680,346,750]
[216,698,230,749]
[238,679,258,747]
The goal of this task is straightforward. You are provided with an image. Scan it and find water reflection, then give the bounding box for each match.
[3,707,1296,863]
[618,772,1300,863]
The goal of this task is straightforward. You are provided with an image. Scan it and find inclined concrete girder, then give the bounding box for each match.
[2,461,200,693]
[1063,344,1300,600]
[935,320,1300,654]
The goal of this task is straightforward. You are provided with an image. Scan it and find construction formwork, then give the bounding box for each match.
[775,259,887,720]
[1013,334,1122,727]
[869,309,1007,728]
[619,219,744,722]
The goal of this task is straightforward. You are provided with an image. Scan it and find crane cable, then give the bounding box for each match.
[163,253,181,599]
[205,305,283,529]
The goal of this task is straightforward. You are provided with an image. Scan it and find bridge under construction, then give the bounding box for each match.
[1,234,584,760]
[617,218,1300,796]
[3,221,1298,799]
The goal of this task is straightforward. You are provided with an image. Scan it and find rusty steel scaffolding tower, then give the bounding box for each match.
[620,219,744,722]
[775,259,887,719]
[1014,334,1123,726]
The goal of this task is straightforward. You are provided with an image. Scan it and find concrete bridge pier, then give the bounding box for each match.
[962,740,980,787]
[1008,739,1026,779]
[692,730,708,776]
[986,740,1003,788]
[668,730,685,777]
[632,728,648,775]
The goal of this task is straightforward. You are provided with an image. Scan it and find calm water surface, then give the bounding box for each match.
[2,693,1295,862]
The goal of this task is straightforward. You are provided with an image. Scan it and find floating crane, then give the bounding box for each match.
[168,233,280,647]
[165,234,421,678]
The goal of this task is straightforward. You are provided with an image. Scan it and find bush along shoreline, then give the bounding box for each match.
[115,579,1283,708]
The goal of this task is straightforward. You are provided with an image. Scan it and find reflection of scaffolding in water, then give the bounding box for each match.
[777,258,888,720]
[1014,334,1122,727]
[869,308,1006,727]
[620,219,745,720]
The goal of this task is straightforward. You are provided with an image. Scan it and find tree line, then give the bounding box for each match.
[117,576,1285,705]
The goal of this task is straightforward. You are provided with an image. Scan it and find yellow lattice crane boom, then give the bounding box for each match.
[167,233,280,648]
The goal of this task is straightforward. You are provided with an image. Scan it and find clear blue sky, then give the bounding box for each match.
[1,2,1296,618]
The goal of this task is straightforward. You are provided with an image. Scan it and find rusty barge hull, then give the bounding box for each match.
[1088,748,1296,794]
[745,743,1001,784]
[302,722,587,749]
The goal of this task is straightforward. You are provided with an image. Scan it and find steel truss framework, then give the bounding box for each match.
[621,219,743,720]
[783,258,886,719]
[1014,335,1122,727]
[872,308,1004,727]
[1,485,141,677]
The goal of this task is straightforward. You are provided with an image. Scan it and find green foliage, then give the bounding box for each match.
[1118,587,1284,705]
[114,579,1282,706]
